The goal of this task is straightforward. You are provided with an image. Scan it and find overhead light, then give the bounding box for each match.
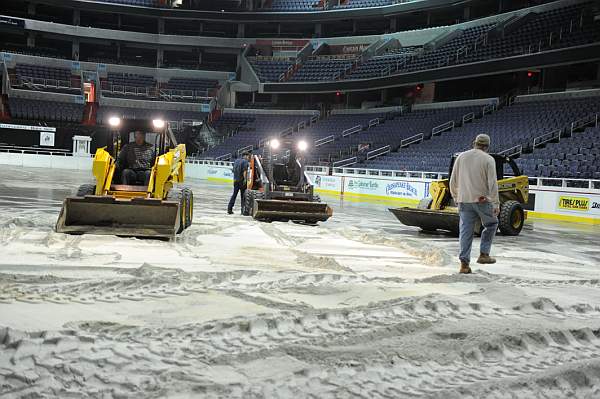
[108,116,121,127]
[153,119,165,129]
[297,140,308,151]
[270,138,280,149]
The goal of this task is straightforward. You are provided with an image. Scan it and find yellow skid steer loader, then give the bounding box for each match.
[56,119,193,238]
[390,154,528,236]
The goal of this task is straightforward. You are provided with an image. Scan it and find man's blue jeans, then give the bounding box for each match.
[458,202,498,264]
[228,181,246,213]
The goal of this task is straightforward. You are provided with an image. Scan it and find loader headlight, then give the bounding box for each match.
[297,140,308,151]
[270,139,280,149]
[108,116,121,127]
[153,119,165,129]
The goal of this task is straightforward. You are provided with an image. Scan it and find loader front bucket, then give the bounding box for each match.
[389,207,460,235]
[56,196,181,238]
[253,199,333,223]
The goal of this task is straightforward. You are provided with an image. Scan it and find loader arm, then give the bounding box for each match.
[92,148,117,196]
[151,144,186,199]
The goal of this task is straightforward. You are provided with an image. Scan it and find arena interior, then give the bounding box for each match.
[1,0,600,397]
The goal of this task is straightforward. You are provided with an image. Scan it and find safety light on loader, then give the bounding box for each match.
[108,116,121,127]
[153,119,165,129]
[270,139,280,149]
[297,140,308,151]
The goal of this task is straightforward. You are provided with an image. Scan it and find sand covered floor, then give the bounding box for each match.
[1,166,600,398]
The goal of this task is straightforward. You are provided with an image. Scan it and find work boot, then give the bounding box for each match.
[459,261,472,274]
[477,253,496,264]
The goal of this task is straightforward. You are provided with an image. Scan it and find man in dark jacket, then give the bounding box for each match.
[117,131,156,185]
[227,152,251,214]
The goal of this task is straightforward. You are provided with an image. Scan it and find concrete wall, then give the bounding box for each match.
[0,152,92,170]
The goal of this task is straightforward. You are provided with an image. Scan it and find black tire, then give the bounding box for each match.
[182,186,193,229]
[242,189,254,216]
[76,184,96,197]
[498,200,524,236]
[166,187,185,234]
[243,190,263,218]
[417,197,433,210]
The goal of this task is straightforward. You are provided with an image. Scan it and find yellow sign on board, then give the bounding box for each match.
[558,196,590,211]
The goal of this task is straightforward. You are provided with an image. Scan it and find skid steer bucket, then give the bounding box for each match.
[253,199,333,223]
[389,207,460,234]
[56,196,181,238]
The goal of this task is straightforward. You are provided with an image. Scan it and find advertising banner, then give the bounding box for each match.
[40,132,55,147]
[206,166,233,182]
[343,177,428,201]
[310,174,342,193]
[555,194,600,216]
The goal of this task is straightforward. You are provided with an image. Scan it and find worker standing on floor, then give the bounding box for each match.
[449,134,499,274]
[227,151,251,214]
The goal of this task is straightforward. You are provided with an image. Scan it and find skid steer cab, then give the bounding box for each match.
[56,118,193,238]
[389,153,529,236]
[242,137,333,224]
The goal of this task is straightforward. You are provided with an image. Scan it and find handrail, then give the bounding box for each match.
[482,104,494,115]
[215,153,232,161]
[342,125,362,137]
[533,128,561,148]
[280,127,294,137]
[237,145,253,156]
[332,167,447,181]
[570,113,598,134]
[432,120,454,136]
[366,145,390,160]
[400,133,424,148]
[0,145,72,156]
[305,165,330,175]
[315,135,334,147]
[462,112,475,123]
[368,118,380,128]
[499,144,522,158]
[310,115,319,124]
[102,81,212,101]
[13,75,79,91]
[333,156,357,167]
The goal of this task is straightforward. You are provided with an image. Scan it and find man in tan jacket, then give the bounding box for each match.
[449,134,499,274]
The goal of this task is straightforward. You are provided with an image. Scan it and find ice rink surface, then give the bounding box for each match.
[1,165,600,398]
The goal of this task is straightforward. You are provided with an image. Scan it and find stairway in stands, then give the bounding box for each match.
[0,95,11,121]
[82,102,98,125]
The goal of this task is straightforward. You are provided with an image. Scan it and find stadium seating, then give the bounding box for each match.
[248,3,599,82]
[249,58,296,82]
[362,96,600,176]
[8,98,84,123]
[94,0,161,7]
[96,106,207,125]
[11,64,81,94]
[333,0,393,10]
[202,112,313,158]
[290,57,356,81]
[516,125,600,179]
[461,4,599,65]
[101,74,218,102]
[306,106,480,163]
[265,0,321,11]
[346,47,417,79]
[165,78,219,97]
